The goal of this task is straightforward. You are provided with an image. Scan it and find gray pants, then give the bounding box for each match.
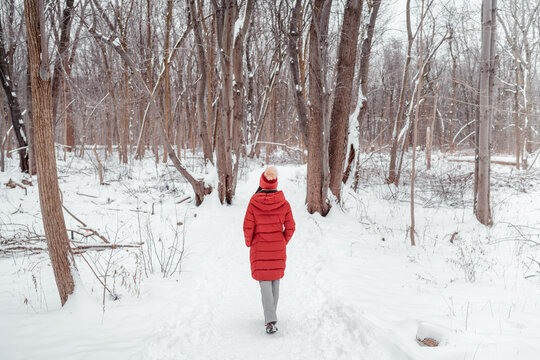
[259,280,280,324]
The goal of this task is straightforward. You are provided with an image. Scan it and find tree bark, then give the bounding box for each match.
[328,0,363,201]
[354,0,382,133]
[474,0,497,225]
[231,0,253,196]
[188,0,213,165]
[387,0,413,185]
[306,0,332,215]
[25,51,36,174]
[345,0,381,187]
[162,0,173,163]
[0,17,29,173]
[25,0,76,306]
[426,83,438,170]
[410,0,425,247]
[50,0,75,151]
[287,0,309,146]
[448,31,457,152]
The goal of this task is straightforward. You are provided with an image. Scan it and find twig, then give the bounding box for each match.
[176,196,191,205]
[62,205,87,227]
[79,252,116,297]
[76,192,98,198]
[448,159,517,166]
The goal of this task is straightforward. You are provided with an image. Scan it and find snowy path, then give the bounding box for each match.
[138,167,405,359]
[3,157,540,360]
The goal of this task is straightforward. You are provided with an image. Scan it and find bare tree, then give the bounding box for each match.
[497,0,540,169]
[345,0,382,189]
[387,0,414,185]
[187,0,213,165]
[0,2,29,173]
[410,0,425,246]
[50,0,75,152]
[328,0,363,202]
[474,0,497,225]
[306,0,332,215]
[212,0,254,204]
[24,0,76,305]
[287,0,309,147]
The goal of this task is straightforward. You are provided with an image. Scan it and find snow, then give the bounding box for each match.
[1,150,540,359]
[233,3,247,42]
[112,37,121,48]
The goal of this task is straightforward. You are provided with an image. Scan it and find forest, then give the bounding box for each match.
[1,0,540,359]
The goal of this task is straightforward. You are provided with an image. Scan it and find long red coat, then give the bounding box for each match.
[243,191,295,281]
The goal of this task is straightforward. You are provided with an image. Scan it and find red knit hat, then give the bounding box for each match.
[259,166,278,190]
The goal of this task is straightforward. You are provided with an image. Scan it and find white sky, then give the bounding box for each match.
[383,0,483,40]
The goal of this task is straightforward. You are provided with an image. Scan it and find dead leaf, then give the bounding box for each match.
[417,337,439,347]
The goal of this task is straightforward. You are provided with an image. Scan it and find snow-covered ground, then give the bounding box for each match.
[1,149,540,359]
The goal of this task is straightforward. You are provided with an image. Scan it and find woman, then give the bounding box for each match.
[243,166,295,334]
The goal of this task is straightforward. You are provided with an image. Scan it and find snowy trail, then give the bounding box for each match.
[138,166,408,360]
[4,156,540,360]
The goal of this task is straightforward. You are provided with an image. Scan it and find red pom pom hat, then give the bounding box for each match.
[259,166,278,190]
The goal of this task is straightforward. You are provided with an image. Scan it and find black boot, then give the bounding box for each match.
[265,322,278,334]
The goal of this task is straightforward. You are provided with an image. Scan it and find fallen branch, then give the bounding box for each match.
[448,159,517,166]
[4,179,27,191]
[79,227,111,244]
[62,204,110,243]
[76,192,98,198]
[79,252,117,299]
[1,242,143,255]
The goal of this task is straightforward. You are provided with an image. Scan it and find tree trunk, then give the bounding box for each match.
[474,0,497,225]
[188,0,213,165]
[24,0,76,306]
[328,0,363,201]
[161,0,173,163]
[231,0,254,196]
[355,0,382,131]
[387,0,413,184]
[448,32,457,153]
[287,0,309,146]
[25,52,36,174]
[410,0,425,247]
[0,17,29,172]
[514,67,521,169]
[306,0,332,215]
[426,84,438,170]
[344,0,381,187]
[212,0,253,204]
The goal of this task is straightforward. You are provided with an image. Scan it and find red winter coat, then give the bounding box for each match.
[243,191,295,281]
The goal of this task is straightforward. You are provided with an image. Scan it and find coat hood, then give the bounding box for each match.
[250,190,286,211]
